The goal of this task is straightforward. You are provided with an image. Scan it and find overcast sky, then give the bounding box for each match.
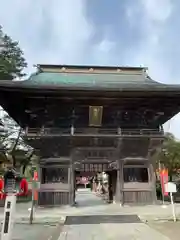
[0,0,180,137]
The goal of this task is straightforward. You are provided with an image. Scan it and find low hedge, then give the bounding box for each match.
[0,189,32,207]
[16,189,32,203]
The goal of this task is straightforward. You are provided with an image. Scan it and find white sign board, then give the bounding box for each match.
[1,194,16,240]
[164,182,177,222]
[164,182,177,193]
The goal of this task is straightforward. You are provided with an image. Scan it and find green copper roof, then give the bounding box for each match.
[23,71,163,89]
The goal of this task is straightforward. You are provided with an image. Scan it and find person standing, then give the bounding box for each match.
[89,176,93,191]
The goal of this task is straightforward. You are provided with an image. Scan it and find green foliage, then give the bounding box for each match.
[0,25,27,80]
[0,114,38,175]
[158,132,180,177]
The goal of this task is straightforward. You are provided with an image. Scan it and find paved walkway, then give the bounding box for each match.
[0,191,179,223]
[0,189,179,239]
[58,189,171,239]
[0,223,61,240]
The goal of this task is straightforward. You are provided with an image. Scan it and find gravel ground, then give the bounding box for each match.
[148,221,180,240]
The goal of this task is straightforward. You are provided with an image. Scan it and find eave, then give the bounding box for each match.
[0,80,180,94]
[0,80,180,128]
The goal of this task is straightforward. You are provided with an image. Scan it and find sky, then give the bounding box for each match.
[0,0,180,137]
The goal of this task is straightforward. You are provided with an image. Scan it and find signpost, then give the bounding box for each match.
[165,182,177,222]
[1,195,16,240]
[1,169,17,240]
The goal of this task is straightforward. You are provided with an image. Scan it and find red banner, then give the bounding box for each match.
[160,169,169,196]
[33,171,38,181]
[33,171,38,201]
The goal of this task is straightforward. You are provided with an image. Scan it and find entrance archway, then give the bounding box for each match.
[69,147,119,206]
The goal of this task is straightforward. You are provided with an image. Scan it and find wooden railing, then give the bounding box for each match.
[23,127,164,137]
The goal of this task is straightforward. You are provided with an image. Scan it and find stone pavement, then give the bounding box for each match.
[0,189,179,239]
[59,223,171,240]
[57,189,172,239]
[0,190,179,223]
[0,222,61,240]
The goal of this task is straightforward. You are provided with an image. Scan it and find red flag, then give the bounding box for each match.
[33,171,38,181]
[160,169,169,196]
[33,171,38,201]
[0,178,4,199]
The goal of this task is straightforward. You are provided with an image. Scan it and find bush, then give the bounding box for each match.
[17,189,32,202]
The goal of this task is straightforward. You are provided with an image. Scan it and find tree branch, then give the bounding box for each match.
[10,127,22,168]
[22,149,35,175]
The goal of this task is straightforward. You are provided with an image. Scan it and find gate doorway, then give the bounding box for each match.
[73,167,117,206]
[70,147,118,207]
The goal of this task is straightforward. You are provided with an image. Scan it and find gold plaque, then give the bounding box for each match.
[89,106,103,126]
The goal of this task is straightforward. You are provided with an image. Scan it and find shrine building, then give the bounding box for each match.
[0,64,180,206]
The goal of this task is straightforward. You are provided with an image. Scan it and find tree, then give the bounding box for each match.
[0,25,27,80]
[0,108,38,176]
[158,132,180,180]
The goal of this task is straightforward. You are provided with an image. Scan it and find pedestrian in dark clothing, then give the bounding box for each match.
[90,177,93,191]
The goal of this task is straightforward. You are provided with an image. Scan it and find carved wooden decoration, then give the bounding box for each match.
[108,161,118,169]
[75,163,109,172]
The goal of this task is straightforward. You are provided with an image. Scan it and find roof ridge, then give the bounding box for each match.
[38,64,148,71]
[37,71,144,76]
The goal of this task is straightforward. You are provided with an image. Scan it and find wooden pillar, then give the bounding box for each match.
[37,165,41,206]
[68,162,75,206]
[115,160,123,205]
[108,171,113,202]
[73,171,76,203]
[93,175,97,192]
[149,163,157,203]
[115,128,123,205]
[115,163,120,203]
[38,165,42,184]
[147,138,158,204]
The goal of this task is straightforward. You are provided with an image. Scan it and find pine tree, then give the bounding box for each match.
[0,25,27,80]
